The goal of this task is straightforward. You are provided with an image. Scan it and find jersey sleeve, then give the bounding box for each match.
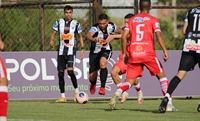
[152,18,161,33]
[184,11,189,22]
[89,26,98,34]
[113,23,118,32]
[77,22,83,33]
[53,20,58,31]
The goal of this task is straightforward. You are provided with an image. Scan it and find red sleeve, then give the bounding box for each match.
[152,18,161,32]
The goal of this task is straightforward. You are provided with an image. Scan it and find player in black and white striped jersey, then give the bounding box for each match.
[50,5,85,103]
[87,13,122,95]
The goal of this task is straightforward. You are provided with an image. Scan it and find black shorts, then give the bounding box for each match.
[57,55,75,71]
[178,51,200,71]
[89,50,112,73]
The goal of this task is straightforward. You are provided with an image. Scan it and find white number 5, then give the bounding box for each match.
[136,24,144,41]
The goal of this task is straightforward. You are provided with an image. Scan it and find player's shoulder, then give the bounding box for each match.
[188,6,200,14]
[72,19,81,25]
[108,22,115,25]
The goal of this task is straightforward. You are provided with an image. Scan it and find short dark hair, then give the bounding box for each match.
[124,13,134,19]
[64,5,73,11]
[139,0,151,11]
[98,13,109,20]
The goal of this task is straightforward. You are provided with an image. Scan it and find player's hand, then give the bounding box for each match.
[0,40,4,50]
[80,50,84,60]
[122,54,128,64]
[49,40,54,48]
[93,37,101,42]
[163,51,169,62]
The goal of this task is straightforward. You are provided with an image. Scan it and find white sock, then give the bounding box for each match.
[61,93,65,98]
[116,82,122,87]
[74,88,79,92]
[115,89,122,96]
[168,97,172,104]
[0,117,7,121]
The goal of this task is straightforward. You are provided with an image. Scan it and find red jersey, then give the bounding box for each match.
[125,13,161,63]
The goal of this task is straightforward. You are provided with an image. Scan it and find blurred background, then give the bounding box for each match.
[0,0,198,51]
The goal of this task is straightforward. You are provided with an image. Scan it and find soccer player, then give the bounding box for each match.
[159,0,200,113]
[50,5,85,102]
[87,13,122,95]
[0,34,9,121]
[109,0,176,111]
[110,13,144,104]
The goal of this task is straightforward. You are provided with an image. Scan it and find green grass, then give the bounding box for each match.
[8,98,200,121]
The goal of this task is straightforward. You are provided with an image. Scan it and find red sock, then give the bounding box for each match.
[159,77,169,96]
[119,82,131,93]
[134,82,141,92]
[0,87,9,117]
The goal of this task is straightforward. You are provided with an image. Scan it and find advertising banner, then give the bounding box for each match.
[1,51,199,100]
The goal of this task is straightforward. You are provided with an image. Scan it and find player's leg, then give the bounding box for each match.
[67,55,79,101]
[134,78,144,104]
[89,52,100,95]
[109,63,143,109]
[144,58,176,112]
[99,50,112,95]
[56,55,66,102]
[111,60,129,103]
[0,57,9,121]
[159,52,195,113]
[99,56,108,95]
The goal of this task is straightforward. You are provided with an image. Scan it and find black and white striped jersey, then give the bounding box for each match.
[53,18,82,55]
[183,6,200,53]
[89,22,118,53]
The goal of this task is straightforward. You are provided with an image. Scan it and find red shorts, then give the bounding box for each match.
[113,58,127,75]
[0,57,7,78]
[126,57,164,80]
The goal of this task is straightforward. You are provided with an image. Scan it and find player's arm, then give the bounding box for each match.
[50,30,57,48]
[86,26,100,42]
[182,11,189,35]
[106,34,122,42]
[182,21,188,35]
[106,23,123,42]
[121,29,129,63]
[155,31,168,62]
[78,33,85,59]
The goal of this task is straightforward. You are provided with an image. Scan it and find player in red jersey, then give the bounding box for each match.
[0,34,8,121]
[109,0,176,111]
[109,13,144,104]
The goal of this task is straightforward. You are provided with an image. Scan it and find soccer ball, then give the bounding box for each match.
[76,91,89,104]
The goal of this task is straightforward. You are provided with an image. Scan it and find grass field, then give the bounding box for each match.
[8,97,200,121]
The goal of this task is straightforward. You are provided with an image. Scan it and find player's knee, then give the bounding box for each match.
[67,70,75,77]
[110,69,117,77]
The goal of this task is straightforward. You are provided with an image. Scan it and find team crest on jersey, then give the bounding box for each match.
[136,45,142,51]
[61,33,73,40]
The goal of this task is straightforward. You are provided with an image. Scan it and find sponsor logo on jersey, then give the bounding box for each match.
[136,45,142,51]
[186,40,200,50]
[134,17,144,22]
[62,33,73,40]
[99,39,107,45]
